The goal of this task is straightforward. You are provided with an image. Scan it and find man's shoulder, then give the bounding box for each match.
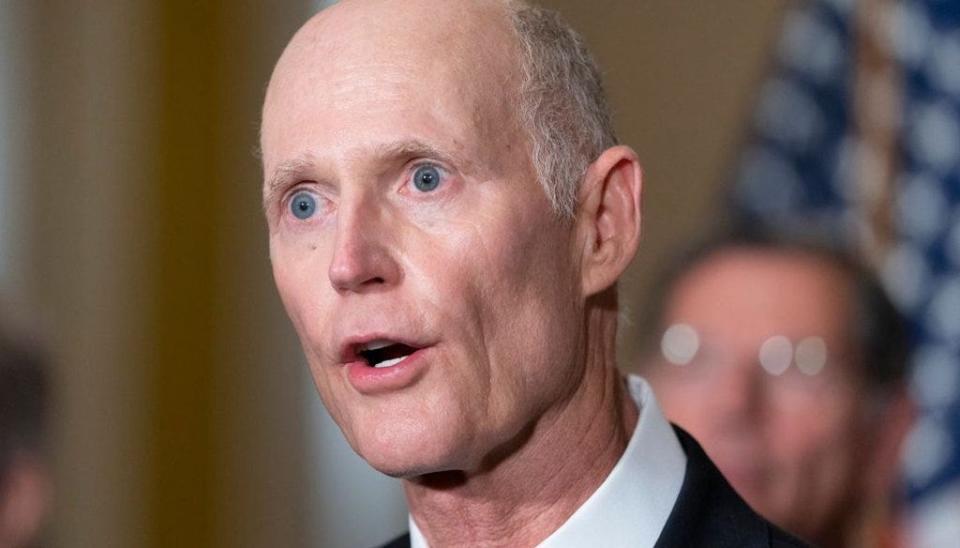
[656,426,810,548]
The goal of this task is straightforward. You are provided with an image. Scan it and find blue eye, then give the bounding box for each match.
[289,191,317,220]
[412,165,442,192]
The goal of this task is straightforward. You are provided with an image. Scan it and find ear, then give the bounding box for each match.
[575,145,643,297]
[864,387,915,499]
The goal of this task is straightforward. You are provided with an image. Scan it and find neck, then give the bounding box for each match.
[403,300,638,547]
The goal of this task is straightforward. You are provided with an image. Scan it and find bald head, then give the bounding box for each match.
[265,0,520,105]
[262,0,616,216]
[276,0,517,65]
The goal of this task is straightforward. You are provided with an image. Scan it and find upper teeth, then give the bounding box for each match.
[360,340,394,352]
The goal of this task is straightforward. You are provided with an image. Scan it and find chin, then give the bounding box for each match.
[348,415,472,479]
[364,457,447,479]
[359,444,467,480]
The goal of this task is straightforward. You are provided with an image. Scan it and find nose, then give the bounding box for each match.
[708,357,764,427]
[328,199,401,293]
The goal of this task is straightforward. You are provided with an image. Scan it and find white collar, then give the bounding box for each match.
[409,375,687,548]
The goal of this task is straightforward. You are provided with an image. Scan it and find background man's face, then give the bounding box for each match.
[647,249,868,536]
[260,0,585,477]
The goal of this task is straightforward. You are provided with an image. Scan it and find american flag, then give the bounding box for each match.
[730,0,960,545]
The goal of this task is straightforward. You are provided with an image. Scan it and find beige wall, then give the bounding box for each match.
[24,3,154,546]
[22,2,310,547]
[12,1,787,547]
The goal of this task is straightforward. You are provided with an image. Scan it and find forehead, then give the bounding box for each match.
[666,249,852,341]
[260,0,524,174]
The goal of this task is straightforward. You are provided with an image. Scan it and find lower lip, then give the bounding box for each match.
[345,347,431,395]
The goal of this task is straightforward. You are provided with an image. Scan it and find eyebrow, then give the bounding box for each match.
[368,139,470,174]
[374,139,448,162]
[265,153,317,196]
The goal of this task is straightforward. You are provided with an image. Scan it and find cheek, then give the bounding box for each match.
[659,389,699,427]
[270,238,326,318]
[411,204,570,320]
[412,206,580,409]
[649,374,709,430]
[473,225,580,395]
[270,240,359,439]
[768,394,861,469]
[270,236,336,356]
[767,403,863,524]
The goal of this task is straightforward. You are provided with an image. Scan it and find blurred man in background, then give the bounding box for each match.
[641,229,914,548]
[0,321,49,548]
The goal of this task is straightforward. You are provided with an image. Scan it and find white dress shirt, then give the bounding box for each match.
[409,375,687,548]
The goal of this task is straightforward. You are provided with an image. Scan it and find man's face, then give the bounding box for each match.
[647,249,868,537]
[260,0,585,477]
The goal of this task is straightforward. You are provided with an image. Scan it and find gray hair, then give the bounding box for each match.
[507,2,618,218]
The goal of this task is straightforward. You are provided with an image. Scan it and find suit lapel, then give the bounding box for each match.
[654,426,772,547]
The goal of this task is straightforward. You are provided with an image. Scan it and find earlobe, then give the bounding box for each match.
[577,145,643,297]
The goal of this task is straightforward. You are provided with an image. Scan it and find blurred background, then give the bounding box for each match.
[1,0,959,547]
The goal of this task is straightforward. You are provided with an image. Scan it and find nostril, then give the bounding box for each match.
[327,236,400,292]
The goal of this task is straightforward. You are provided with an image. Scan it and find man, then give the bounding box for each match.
[642,230,913,547]
[0,321,49,548]
[260,1,804,545]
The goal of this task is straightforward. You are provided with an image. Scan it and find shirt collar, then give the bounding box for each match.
[410,375,687,548]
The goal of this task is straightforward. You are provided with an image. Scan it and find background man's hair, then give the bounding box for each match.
[637,224,911,392]
[507,1,618,217]
[0,322,48,490]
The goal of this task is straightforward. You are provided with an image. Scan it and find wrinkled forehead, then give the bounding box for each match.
[667,249,856,342]
[260,0,525,162]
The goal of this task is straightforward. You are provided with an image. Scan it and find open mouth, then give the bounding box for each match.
[356,340,419,368]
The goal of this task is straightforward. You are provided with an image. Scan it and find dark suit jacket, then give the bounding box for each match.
[379,427,810,547]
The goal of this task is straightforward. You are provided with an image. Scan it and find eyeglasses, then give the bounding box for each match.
[657,323,852,386]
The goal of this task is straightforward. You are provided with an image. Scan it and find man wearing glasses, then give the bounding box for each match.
[642,229,913,547]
